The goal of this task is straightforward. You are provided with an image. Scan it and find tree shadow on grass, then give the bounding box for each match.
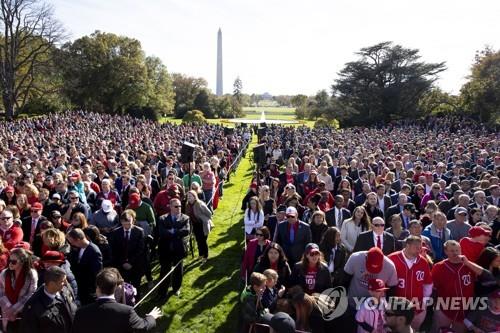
[210,218,244,249]
[213,298,240,333]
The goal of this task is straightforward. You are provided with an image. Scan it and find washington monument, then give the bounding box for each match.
[216,28,223,96]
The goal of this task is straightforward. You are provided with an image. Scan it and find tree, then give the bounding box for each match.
[231,76,243,117]
[182,109,207,124]
[210,95,232,118]
[332,42,446,125]
[172,73,207,118]
[193,89,213,118]
[291,94,307,108]
[418,87,459,116]
[144,56,175,116]
[460,47,500,124]
[0,0,66,119]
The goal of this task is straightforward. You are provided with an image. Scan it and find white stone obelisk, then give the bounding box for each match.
[216,28,223,96]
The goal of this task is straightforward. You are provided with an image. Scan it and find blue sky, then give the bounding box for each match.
[51,0,499,96]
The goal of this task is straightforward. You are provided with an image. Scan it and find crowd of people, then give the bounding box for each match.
[0,111,251,333]
[240,116,499,333]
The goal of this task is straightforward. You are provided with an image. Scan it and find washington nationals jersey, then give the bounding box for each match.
[432,260,477,321]
[388,251,432,312]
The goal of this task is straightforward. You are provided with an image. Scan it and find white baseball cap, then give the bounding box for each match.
[285,206,298,217]
[101,200,113,213]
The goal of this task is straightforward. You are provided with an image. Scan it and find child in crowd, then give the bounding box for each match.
[261,269,286,312]
[355,279,388,333]
[240,272,267,330]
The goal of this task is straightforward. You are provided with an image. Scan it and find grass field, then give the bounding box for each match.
[162,106,315,127]
[135,137,257,332]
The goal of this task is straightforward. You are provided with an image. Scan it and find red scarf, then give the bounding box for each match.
[5,269,26,304]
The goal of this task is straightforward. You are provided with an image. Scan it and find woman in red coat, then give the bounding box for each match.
[241,226,271,282]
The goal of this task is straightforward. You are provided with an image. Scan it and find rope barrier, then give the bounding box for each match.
[134,259,182,309]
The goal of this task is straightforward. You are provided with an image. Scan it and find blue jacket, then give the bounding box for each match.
[422,224,451,261]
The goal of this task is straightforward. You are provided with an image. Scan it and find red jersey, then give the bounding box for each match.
[432,260,476,321]
[389,251,432,312]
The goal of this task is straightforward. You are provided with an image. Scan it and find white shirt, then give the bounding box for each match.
[78,246,87,261]
[401,251,417,270]
[377,196,385,213]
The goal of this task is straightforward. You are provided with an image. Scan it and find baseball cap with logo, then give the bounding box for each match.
[366,247,384,274]
[101,200,113,213]
[368,278,389,291]
[285,206,298,217]
[305,243,320,255]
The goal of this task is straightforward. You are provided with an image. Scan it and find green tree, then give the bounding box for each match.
[144,56,175,116]
[210,95,232,118]
[193,89,213,118]
[172,73,207,118]
[418,87,459,116]
[182,109,207,124]
[231,76,243,117]
[332,42,446,125]
[460,47,500,124]
[0,0,66,119]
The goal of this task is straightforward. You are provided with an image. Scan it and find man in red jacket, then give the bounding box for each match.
[0,208,23,250]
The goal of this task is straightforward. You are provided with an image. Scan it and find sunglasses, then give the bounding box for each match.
[286,215,296,218]
[308,252,320,256]
[173,205,182,208]
[31,209,41,213]
[373,224,385,227]
[8,259,18,265]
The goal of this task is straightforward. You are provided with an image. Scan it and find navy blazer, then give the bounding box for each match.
[275,221,312,265]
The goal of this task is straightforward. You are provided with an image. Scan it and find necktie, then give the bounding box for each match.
[124,230,130,256]
[437,230,442,240]
[337,209,342,227]
[290,225,295,243]
[30,219,37,244]
[377,236,381,249]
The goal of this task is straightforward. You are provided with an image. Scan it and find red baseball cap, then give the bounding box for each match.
[366,247,384,274]
[469,226,492,238]
[129,193,141,207]
[70,171,80,179]
[368,278,389,291]
[42,251,65,264]
[31,202,43,211]
[5,186,14,193]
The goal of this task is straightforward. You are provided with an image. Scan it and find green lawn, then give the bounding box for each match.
[136,137,257,332]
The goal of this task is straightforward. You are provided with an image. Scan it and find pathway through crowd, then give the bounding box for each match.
[137,135,258,333]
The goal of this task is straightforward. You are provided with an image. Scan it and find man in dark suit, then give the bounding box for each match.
[157,198,190,298]
[328,158,340,180]
[487,184,500,207]
[353,217,396,255]
[21,266,77,333]
[67,228,103,305]
[71,268,162,333]
[375,184,392,219]
[354,183,371,207]
[21,202,47,245]
[325,195,351,229]
[274,206,312,265]
[109,211,146,289]
[353,170,368,196]
[340,188,356,213]
[386,194,408,220]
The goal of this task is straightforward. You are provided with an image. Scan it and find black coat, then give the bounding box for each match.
[275,221,312,265]
[21,285,77,333]
[109,226,145,271]
[68,242,103,305]
[71,298,156,333]
[325,207,351,229]
[352,231,396,255]
[319,243,348,286]
[21,216,48,243]
[157,213,191,259]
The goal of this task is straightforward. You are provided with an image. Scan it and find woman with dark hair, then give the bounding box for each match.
[290,243,331,294]
[0,248,37,332]
[258,185,276,223]
[286,285,326,332]
[319,227,347,286]
[254,242,292,288]
[241,226,271,282]
[386,215,410,251]
[31,220,54,257]
[302,171,318,200]
[340,206,371,253]
[84,225,112,267]
[243,196,264,241]
[411,184,426,216]
[475,247,500,296]
[363,192,384,220]
[310,211,328,245]
[469,207,482,226]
